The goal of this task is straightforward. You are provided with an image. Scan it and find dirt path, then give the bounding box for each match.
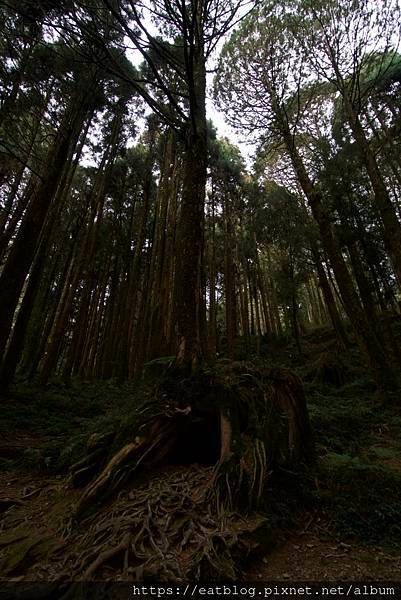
[245,513,401,581]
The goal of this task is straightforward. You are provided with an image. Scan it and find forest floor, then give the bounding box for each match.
[245,513,401,580]
[1,327,401,582]
[0,470,400,581]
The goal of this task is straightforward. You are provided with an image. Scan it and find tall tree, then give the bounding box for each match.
[66,0,255,369]
[215,4,399,394]
[289,0,401,287]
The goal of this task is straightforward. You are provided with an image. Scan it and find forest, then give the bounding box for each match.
[1,0,401,592]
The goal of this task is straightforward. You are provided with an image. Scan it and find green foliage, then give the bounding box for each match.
[0,379,146,472]
[319,452,401,545]
[300,339,401,546]
[3,332,401,550]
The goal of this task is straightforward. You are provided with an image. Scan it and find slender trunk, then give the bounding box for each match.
[127,161,155,377]
[223,193,237,358]
[344,97,401,288]
[256,254,273,342]
[208,188,217,356]
[173,63,207,369]
[276,103,398,394]
[314,251,349,349]
[0,91,89,359]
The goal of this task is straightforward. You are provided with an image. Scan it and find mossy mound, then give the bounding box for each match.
[318,452,401,545]
[303,350,352,387]
[0,361,313,583]
[70,361,314,518]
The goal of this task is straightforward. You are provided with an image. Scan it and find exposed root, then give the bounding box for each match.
[0,363,312,583]
[75,439,145,517]
[63,465,271,581]
[71,363,313,523]
[83,534,130,578]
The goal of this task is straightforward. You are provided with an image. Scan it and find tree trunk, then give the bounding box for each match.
[208,188,218,356]
[173,54,207,370]
[344,98,401,289]
[314,251,349,349]
[0,92,89,360]
[276,104,398,394]
[224,194,237,358]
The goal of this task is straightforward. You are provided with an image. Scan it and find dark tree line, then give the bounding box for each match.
[1,0,401,399]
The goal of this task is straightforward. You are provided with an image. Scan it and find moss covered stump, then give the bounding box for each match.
[72,361,314,517]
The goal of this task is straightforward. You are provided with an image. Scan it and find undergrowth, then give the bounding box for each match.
[299,333,401,549]
[0,378,147,472]
[2,328,401,549]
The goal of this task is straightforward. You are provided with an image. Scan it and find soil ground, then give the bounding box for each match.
[0,454,400,581]
[245,516,401,580]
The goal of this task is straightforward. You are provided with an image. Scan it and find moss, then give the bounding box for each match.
[317,453,401,545]
[0,533,61,575]
[4,332,401,551]
[306,374,401,547]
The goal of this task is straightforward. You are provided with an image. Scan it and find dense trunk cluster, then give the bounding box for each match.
[2,0,401,585]
[215,0,401,398]
[1,0,401,399]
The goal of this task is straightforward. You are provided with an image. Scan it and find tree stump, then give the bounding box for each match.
[73,361,314,518]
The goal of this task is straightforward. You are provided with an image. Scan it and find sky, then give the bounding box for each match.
[206,90,254,165]
[123,7,256,166]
